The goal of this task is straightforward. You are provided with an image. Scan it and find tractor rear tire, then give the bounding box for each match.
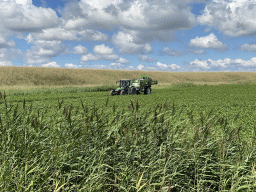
[144,87,151,94]
[110,90,115,96]
[120,90,126,95]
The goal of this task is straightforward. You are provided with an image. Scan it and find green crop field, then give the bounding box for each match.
[1,82,256,191]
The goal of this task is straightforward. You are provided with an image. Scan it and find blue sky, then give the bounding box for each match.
[1,0,256,71]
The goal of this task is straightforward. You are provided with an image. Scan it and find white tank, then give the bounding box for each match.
[132,82,140,87]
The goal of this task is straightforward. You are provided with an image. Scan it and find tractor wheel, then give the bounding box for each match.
[144,87,151,94]
[120,90,126,95]
[110,90,115,96]
[129,87,136,95]
[131,87,136,94]
[128,87,136,95]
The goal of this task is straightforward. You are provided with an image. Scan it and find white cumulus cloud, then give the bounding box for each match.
[0,0,202,67]
[0,0,60,32]
[41,61,61,68]
[197,0,256,37]
[73,45,88,55]
[27,28,108,42]
[28,27,77,41]
[79,62,134,70]
[156,62,169,69]
[190,59,211,69]
[137,62,181,71]
[93,44,114,55]
[138,55,157,63]
[80,44,126,63]
[0,48,22,66]
[109,63,126,70]
[24,38,69,65]
[65,63,82,68]
[189,57,256,71]
[137,64,145,70]
[112,31,153,54]
[78,30,108,41]
[156,62,181,70]
[0,35,16,48]
[234,57,256,66]
[240,43,256,52]
[0,61,13,66]
[170,64,181,70]
[188,33,227,51]
[70,0,197,32]
[81,53,99,62]
[116,57,129,64]
[64,18,89,29]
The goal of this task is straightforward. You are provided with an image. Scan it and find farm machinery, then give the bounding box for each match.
[110,75,158,96]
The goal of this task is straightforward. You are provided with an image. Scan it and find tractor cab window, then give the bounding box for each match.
[121,81,128,87]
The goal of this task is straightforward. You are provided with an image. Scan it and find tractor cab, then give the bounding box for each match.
[109,79,132,96]
[116,79,131,88]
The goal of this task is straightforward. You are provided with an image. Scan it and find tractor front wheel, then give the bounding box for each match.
[120,90,126,95]
[110,90,115,96]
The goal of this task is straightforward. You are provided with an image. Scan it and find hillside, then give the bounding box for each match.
[1,66,256,89]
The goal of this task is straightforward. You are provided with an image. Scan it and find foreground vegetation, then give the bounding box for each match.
[1,82,256,191]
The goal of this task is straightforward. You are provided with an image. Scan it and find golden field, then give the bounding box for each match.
[1,66,256,90]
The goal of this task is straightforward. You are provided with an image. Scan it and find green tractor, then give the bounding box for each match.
[110,75,158,96]
[110,79,133,96]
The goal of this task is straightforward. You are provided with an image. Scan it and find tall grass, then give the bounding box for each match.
[0,94,255,191]
[1,66,256,88]
[0,85,117,96]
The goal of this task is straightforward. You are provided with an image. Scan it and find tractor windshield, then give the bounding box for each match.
[121,81,129,87]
